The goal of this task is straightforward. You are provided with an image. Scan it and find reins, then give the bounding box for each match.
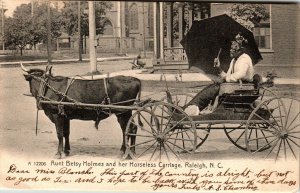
[35,73,49,136]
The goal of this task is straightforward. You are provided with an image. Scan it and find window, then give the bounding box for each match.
[148,3,154,36]
[129,3,139,30]
[254,23,271,49]
[253,4,271,50]
[102,20,113,36]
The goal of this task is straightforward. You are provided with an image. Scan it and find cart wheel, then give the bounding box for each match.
[224,124,249,151]
[224,123,270,152]
[255,87,278,105]
[162,92,195,107]
[194,124,211,149]
[246,97,300,160]
[162,92,210,149]
[125,102,196,161]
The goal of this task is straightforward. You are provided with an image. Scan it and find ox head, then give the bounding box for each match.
[21,63,53,97]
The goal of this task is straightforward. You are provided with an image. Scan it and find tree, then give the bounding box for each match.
[61,1,113,36]
[4,2,62,55]
[4,4,33,55]
[31,2,63,47]
[227,4,269,31]
[61,1,113,53]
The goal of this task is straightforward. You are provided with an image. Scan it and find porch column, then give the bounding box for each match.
[178,3,184,42]
[166,2,173,48]
[159,2,164,59]
[188,4,194,29]
[116,2,121,37]
[154,2,162,60]
[117,1,123,54]
[153,2,157,58]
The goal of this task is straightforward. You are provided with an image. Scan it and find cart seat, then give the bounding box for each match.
[219,82,255,95]
[218,81,259,108]
[219,74,262,95]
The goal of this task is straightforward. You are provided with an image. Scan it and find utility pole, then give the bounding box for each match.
[88,1,97,74]
[142,2,146,58]
[117,1,123,55]
[1,0,5,52]
[78,1,82,61]
[46,0,51,63]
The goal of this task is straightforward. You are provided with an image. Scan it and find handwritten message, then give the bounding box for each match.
[2,160,298,192]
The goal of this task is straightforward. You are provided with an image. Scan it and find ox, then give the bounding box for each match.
[21,64,140,158]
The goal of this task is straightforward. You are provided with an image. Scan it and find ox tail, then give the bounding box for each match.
[95,119,100,130]
[136,80,144,128]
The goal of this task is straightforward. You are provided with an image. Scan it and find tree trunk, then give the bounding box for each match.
[84,35,87,54]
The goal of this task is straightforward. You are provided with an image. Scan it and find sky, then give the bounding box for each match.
[4,0,65,17]
[3,0,31,17]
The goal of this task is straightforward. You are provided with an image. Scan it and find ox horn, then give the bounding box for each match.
[20,63,29,72]
[45,64,53,75]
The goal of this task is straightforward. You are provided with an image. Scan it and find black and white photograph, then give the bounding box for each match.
[0,0,299,192]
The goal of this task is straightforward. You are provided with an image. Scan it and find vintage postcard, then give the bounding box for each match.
[0,0,299,192]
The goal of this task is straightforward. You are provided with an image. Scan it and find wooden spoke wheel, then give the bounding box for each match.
[194,124,211,150]
[255,87,278,106]
[125,102,196,161]
[163,92,210,150]
[246,97,300,160]
[162,91,195,107]
[223,87,278,152]
[224,124,248,151]
[224,123,273,152]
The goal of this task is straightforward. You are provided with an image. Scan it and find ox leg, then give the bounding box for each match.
[63,119,70,156]
[54,115,64,159]
[117,111,134,154]
[128,122,137,154]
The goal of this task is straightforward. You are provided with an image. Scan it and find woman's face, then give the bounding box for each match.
[230,41,242,58]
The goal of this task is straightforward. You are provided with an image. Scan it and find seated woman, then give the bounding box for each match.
[182,33,254,114]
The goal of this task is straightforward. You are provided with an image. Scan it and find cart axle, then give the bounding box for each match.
[156,134,165,143]
[280,131,289,139]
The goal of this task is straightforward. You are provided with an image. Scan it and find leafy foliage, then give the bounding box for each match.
[4,2,62,55]
[4,4,31,53]
[61,1,113,36]
[31,2,62,44]
[227,4,269,31]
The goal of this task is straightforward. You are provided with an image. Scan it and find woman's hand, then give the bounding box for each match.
[212,77,225,84]
[214,58,223,74]
[214,58,220,67]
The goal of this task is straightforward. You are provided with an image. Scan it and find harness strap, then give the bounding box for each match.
[37,76,48,110]
[60,78,75,102]
[102,77,111,105]
[99,76,112,116]
[35,75,48,136]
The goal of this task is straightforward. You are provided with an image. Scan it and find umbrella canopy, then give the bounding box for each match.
[181,14,262,75]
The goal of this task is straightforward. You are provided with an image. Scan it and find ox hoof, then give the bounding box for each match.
[121,150,133,160]
[124,155,133,160]
[64,151,70,156]
[55,152,63,159]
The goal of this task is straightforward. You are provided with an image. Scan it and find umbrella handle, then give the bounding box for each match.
[217,48,222,58]
[214,48,222,67]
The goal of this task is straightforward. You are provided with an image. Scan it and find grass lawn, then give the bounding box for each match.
[0,50,131,62]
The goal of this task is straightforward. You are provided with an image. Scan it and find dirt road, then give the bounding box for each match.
[0,62,298,161]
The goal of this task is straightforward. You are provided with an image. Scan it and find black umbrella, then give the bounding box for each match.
[180,14,262,75]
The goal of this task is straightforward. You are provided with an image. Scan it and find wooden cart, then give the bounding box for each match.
[37,79,299,161]
[124,82,300,161]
